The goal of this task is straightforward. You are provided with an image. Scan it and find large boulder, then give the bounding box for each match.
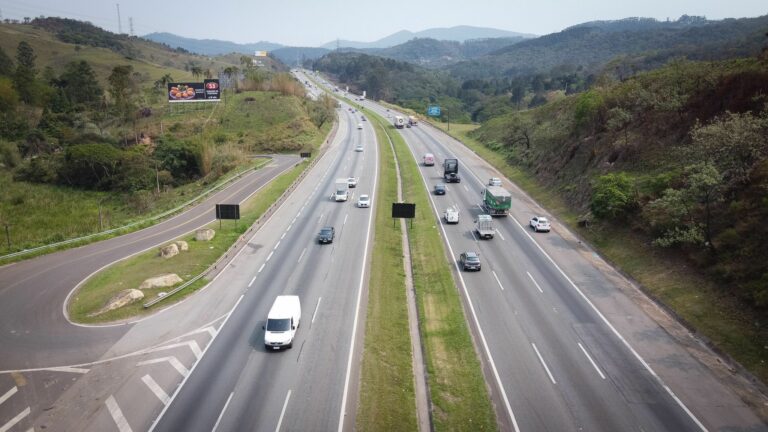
[159,243,179,258]
[175,240,189,251]
[90,289,144,316]
[139,273,183,290]
[196,229,215,241]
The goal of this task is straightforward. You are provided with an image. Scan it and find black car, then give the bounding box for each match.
[434,184,446,195]
[459,251,481,271]
[318,226,335,244]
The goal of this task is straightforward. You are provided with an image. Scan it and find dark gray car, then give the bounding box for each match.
[318,226,335,244]
[459,251,481,271]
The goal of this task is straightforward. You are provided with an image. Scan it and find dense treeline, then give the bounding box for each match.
[471,57,768,309]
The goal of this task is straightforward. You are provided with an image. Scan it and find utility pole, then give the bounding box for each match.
[116,4,122,34]
[155,161,160,194]
[3,223,10,250]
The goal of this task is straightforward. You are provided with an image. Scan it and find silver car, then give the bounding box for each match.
[530,216,551,232]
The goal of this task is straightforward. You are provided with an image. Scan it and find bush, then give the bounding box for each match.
[590,172,636,219]
[0,140,21,168]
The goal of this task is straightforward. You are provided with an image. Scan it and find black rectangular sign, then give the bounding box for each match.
[392,203,416,219]
[168,79,221,103]
[216,204,240,220]
[300,152,311,158]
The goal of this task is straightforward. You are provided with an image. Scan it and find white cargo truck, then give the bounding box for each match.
[393,116,405,129]
[263,295,301,350]
[474,214,495,239]
[334,178,349,201]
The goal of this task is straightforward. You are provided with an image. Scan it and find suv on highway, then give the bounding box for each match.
[530,216,551,233]
[434,184,446,195]
[459,251,481,271]
[318,226,335,244]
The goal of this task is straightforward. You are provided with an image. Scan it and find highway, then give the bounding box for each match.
[348,86,766,431]
[151,98,377,431]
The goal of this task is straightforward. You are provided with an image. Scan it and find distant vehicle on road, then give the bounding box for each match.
[459,251,481,271]
[357,194,370,208]
[482,186,512,216]
[489,177,502,186]
[318,226,335,244]
[423,153,435,166]
[408,115,418,126]
[334,178,349,201]
[474,214,495,239]
[443,158,460,183]
[530,216,551,232]
[263,296,301,350]
[444,206,459,223]
[393,116,405,129]
[355,144,364,152]
[357,123,363,130]
[434,183,446,195]
[347,177,358,188]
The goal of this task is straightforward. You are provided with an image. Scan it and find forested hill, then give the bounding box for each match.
[448,14,768,80]
[356,37,525,68]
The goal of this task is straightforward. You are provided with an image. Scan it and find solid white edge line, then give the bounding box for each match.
[248,276,256,288]
[211,392,234,432]
[577,343,606,380]
[0,406,30,432]
[147,294,244,432]
[106,395,133,432]
[343,213,348,225]
[142,374,171,405]
[492,270,505,291]
[526,271,544,294]
[312,297,322,323]
[258,263,266,274]
[531,342,557,385]
[508,216,708,431]
[337,106,379,432]
[400,115,522,431]
[275,390,292,432]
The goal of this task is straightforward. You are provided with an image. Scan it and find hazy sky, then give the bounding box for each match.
[1,0,766,46]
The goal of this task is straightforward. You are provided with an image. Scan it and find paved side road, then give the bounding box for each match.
[0,154,299,370]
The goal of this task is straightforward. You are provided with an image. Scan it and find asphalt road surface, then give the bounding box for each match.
[352,85,766,431]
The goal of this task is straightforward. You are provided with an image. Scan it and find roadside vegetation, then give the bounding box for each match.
[69,160,308,323]
[434,56,768,382]
[356,114,418,430]
[355,103,496,430]
[0,19,335,258]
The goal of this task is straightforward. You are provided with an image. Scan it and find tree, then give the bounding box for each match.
[0,47,14,77]
[190,66,203,80]
[574,89,604,131]
[510,85,525,109]
[688,111,768,186]
[645,163,723,252]
[58,60,103,110]
[590,172,636,219]
[13,41,37,104]
[503,115,533,150]
[108,65,136,117]
[606,106,632,146]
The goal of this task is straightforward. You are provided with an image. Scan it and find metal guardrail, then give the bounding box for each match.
[143,122,339,308]
[0,158,271,262]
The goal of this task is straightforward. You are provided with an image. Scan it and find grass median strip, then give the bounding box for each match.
[68,160,308,324]
[356,116,418,431]
[385,120,497,430]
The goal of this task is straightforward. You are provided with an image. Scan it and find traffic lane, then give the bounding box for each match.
[0,156,299,369]
[154,112,375,431]
[407,125,707,430]
[409,119,763,429]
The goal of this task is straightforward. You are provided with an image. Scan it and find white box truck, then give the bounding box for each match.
[334,178,349,201]
[393,116,405,129]
[264,295,301,350]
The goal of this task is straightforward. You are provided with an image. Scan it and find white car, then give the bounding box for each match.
[347,177,358,188]
[530,216,551,232]
[489,177,502,186]
[355,144,363,152]
[444,206,459,224]
[357,194,370,208]
[357,123,363,130]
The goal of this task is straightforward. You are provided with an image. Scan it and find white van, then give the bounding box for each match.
[263,295,301,350]
[423,153,435,166]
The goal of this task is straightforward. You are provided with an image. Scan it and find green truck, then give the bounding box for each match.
[482,186,512,216]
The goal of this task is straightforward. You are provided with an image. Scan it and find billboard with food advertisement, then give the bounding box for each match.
[167,79,221,103]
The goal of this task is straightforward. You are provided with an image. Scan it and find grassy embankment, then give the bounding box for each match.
[355,112,418,430]
[430,120,768,385]
[69,159,308,323]
[356,108,496,430]
[1,91,323,262]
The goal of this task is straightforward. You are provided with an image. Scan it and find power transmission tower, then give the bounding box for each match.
[116,4,122,34]
[129,17,134,36]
